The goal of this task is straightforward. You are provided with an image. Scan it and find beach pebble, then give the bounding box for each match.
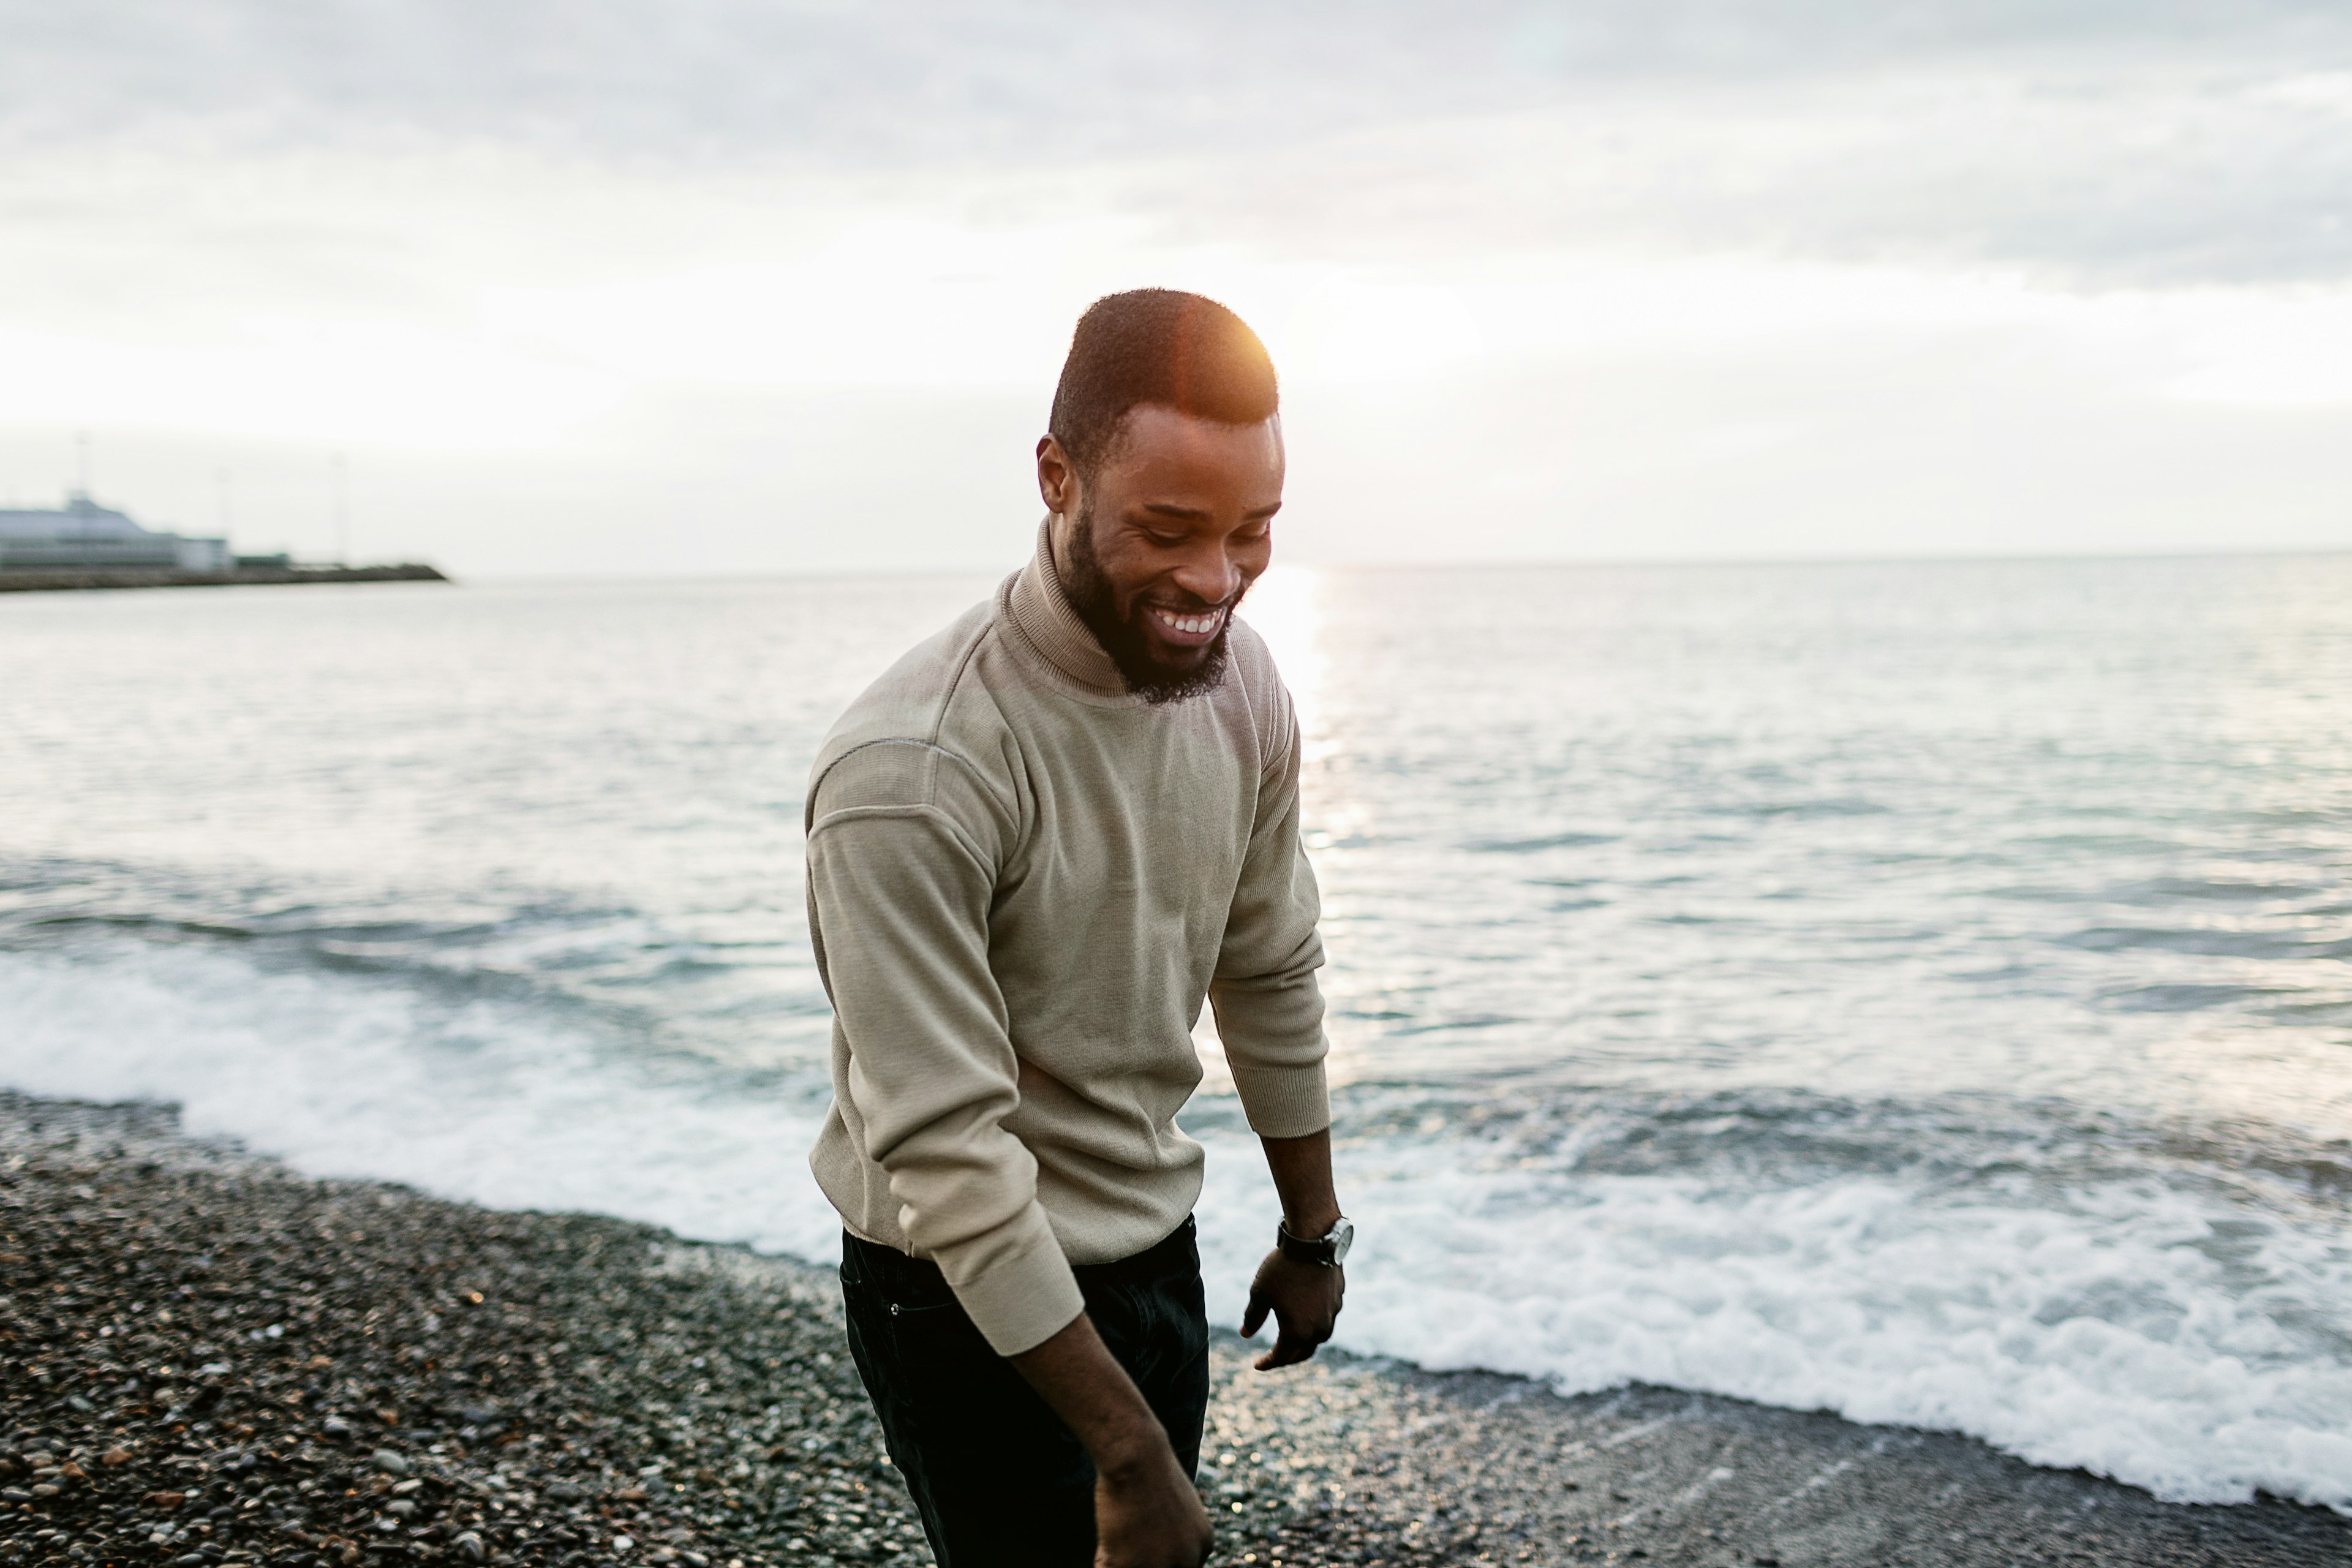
[6,1088,2347,1568]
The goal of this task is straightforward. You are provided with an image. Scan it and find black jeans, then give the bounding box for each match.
[839,1218,1211,1568]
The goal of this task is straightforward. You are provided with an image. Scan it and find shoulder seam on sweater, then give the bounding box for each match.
[807,737,953,817]
[927,620,1021,816]
[929,616,995,748]
[1245,654,1291,779]
[807,735,1014,836]
[804,800,992,869]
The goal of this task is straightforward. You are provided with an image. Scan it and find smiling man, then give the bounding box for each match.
[802,290,1349,1568]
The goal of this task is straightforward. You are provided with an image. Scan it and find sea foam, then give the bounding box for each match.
[1195,1125,2352,1510]
[0,941,842,1264]
[6,938,2351,1513]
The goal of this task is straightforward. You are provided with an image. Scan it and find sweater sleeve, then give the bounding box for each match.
[1208,687,1333,1138]
[805,741,1085,1357]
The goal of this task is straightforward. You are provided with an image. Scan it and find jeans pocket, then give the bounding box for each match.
[878,1262,960,1317]
[884,1288,989,1370]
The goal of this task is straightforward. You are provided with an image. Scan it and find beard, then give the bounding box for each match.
[1061,505,1243,706]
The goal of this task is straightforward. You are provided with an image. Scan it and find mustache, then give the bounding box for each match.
[1135,586,1246,617]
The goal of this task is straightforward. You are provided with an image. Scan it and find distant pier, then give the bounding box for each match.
[0,562,450,593]
[1,491,448,592]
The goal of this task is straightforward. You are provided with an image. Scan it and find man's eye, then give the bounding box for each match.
[1144,530,1186,546]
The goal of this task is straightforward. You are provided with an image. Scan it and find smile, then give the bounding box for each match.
[1147,605,1228,644]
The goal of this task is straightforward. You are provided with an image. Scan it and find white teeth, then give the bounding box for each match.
[1154,608,1221,636]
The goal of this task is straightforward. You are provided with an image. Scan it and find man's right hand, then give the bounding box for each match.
[1093,1439,1213,1568]
[1011,1312,1212,1568]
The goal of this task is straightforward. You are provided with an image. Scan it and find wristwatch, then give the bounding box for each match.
[1275,1215,1354,1268]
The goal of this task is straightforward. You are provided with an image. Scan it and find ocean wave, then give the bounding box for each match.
[0,940,843,1262]
[0,857,835,1068]
[1202,1139,2352,1510]
[2062,925,2352,962]
[6,935,2350,1513]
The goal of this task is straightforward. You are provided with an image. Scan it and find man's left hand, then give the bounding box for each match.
[1240,1251,1344,1370]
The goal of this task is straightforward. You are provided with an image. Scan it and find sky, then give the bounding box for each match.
[3,2,2350,575]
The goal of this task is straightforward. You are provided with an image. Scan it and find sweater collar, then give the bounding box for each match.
[1006,516,1130,696]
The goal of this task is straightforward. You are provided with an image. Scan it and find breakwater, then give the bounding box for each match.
[0,564,448,594]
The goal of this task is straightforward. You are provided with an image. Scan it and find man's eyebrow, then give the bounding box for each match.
[1136,502,1284,522]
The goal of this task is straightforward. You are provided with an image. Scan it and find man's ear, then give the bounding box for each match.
[1036,434,1080,517]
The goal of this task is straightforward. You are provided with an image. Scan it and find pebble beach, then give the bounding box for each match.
[3,1091,2345,1568]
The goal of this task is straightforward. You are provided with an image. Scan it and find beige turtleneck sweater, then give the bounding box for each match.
[804,522,1331,1356]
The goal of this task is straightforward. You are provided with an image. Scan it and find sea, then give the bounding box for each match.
[4,554,2350,1512]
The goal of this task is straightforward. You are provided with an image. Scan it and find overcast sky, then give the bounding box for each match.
[4,2,2349,573]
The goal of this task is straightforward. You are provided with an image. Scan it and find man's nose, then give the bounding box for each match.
[1170,543,1242,606]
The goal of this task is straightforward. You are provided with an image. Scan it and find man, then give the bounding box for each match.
[802,288,1352,1568]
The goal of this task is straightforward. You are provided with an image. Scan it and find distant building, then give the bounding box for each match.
[0,492,233,572]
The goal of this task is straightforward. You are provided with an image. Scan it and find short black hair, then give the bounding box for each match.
[1047,288,1279,477]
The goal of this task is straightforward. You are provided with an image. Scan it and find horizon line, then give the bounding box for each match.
[440,542,2352,586]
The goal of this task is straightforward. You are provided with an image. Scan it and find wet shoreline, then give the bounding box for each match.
[2,1091,2343,1567]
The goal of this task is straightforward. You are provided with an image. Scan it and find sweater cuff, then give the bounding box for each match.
[1228,1058,1332,1140]
[937,1199,1087,1357]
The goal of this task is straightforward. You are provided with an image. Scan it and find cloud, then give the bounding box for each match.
[5,5,2344,154]
[1134,65,2352,286]
[6,3,2352,568]
[6,3,2351,286]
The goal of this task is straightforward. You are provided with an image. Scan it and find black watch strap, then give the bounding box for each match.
[1276,1216,1352,1267]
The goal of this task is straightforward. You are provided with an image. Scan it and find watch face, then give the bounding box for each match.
[1329,1218,1354,1264]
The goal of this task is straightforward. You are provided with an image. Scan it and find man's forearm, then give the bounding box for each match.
[1261,1127,1341,1234]
[1011,1313,1213,1564]
[1008,1312,1172,1476]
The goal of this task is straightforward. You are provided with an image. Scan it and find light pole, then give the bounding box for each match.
[333,451,350,567]
[75,431,92,546]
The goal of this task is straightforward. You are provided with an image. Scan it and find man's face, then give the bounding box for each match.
[1040,404,1284,703]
